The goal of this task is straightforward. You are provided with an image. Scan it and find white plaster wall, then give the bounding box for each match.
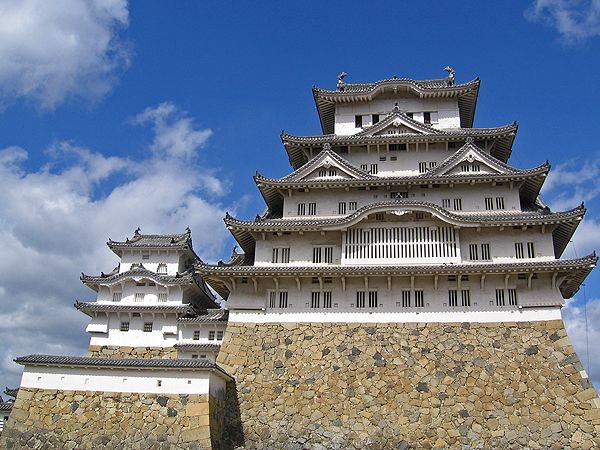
[459,228,556,262]
[119,250,182,275]
[178,323,227,343]
[225,273,564,316]
[282,184,522,218]
[96,280,184,304]
[178,351,218,362]
[88,312,180,347]
[20,365,220,395]
[334,98,460,135]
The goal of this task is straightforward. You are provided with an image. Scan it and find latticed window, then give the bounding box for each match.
[323,291,332,308]
[508,289,518,306]
[279,291,288,308]
[414,290,424,308]
[402,290,411,307]
[112,292,122,302]
[318,169,327,177]
[357,291,377,308]
[193,330,200,340]
[360,164,368,171]
[312,246,333,264]
[143,322,153,333]
[311,291,320,308]
[495,289,505,306]
[269,291,277,308]
[349,201,357,211]
[442,198,451,208]
[217,331,224,340]
[157,263,167,274]
[157,293,168,302]
[209,331,215,340]
[134,293,144,302]
[120,322,130,332]
[272,247,290,263]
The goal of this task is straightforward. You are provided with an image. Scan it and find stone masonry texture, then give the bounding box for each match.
[0,388,225,449]
[217,320,600,449]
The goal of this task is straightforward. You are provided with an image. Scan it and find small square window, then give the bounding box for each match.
[208,331,216,340]
[193,330,200,340]
[217,331,224,340]
[120,322,130,332]
[143,322,153,332]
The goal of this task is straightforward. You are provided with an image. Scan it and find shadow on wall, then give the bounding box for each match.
[222,380,244,449]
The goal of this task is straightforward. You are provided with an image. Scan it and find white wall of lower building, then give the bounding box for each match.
[88,312,180,347]
[20,365,227,396]
[225,272,565,317]
[96,280,185,304]
[120,250,183,275]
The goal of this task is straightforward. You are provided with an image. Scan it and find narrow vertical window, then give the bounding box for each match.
[368,291,378,308]
[193,330,200,340]
[508,289,518,306]
[360,164,368,171]
[442,199,451,208]
[461,290,471,307]
[209,331,216,340]
[323,291,332,308]
[481,243,491,260]
[272,247,279,263]
[495,289,505,306]
[428,161,437,169]
[279,291,289,308]
[418,162,427,173]
[355,115,363,128]
[312,247,322,263]
[308,203,317,215]
[269,291,277,308]
[134,293,144,303]
[495,197,505,209]
[324,247,333,263]
[372,114,380,124]
[349,201,357,211]
[216,331,224,340]
[515,242,524,259]
[527,242,535,258]
[423,112,431,124]
[311,291,320,308]
[453,198,462,211]
[469,244,479,261]
[338,202,347,214]
[402,290,411,308]
[157,293,168,302]
[356,291,366,308]
[112,292,122,302]
[143,322,153,333]
[414,290,424,308]
[297,203,306,215]
[485,197,494,210]
[370,164,378,174]
[157,263,167,274]
[120,321,130,332]
[282,247,290,263]
[448,290,458,307]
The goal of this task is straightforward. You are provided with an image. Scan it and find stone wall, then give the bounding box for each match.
[217,320,600,449]
[87,345,177,359]
[0,388,225,449]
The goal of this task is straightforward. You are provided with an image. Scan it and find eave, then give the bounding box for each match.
[198,254,597,301]
[74,301,196,317]
[313,78,480,135]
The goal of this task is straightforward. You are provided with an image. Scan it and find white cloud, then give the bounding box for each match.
[563,298,600,388]
[0,103,233,388]
[526,0,600,43]
[0,0,130,109]
[541,157,600,211]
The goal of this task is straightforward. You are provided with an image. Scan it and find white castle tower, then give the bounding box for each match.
[198,70,594,323]
[79,228,227,361]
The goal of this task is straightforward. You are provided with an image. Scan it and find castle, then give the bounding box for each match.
[2,69,600,449]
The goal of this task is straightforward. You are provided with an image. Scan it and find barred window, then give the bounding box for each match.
[268,291,277,308]
[323,291,332,308]
[297,203,306,215]
[311,291,320,308]
[193,330,200,340]
[134,293,144,303]
[495,197,505,209]
[157,293,168,303]
[485,197,494,210]
[338,202,347,214]
[308,203,317,215]
[401,290,411,308]
[414,290,424,308]
[469,244,479,261]
[495,289,505,307]
[508,289,518,306]
[370,164,378,175]
[356,291,366,308]
[448,290,458,307]
[368,291,378,308]
[157,263,168,274]
[461,290,471,307]
[120,321,130,332]
[112,292,122,302]
[217,331,224,340]
[453,198,462,211]
[442,198,451,208]
[527,242,535,258]
[481,243,491,260]
[515,242,525,259]
[349,201,357,211]
[418,162,428,173]
[209,331,215,340]
[143,322,153,333]
[279,291,288,308]
[272,247,290,263]
[312,246,333,264]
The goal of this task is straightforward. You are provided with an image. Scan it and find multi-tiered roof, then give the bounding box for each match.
[198,70,595,317]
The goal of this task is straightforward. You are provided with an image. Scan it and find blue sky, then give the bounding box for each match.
[1,0,600,391]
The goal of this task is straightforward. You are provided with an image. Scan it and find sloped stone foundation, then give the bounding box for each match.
[0,389,225,449]
[217,320,600,449]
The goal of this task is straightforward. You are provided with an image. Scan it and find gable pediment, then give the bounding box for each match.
[279,147,373,182]
[356,112,436,137]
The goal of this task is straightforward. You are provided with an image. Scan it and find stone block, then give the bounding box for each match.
[185,402,209,417]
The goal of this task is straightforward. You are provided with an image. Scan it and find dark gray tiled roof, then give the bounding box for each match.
[0,401,13,411]
[313,77,478,95]
[178,309,229,323]
[108,229,192,250]
[174,344,222,351]
[4,387,18,399]
[74,302,195,316]
[14,355,233,380]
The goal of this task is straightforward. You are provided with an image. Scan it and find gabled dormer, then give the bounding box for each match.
[355,111,437,137]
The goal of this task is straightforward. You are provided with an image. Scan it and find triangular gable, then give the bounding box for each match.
[424,141,523,177]
[355,111,437,137]
[278,147,375,182]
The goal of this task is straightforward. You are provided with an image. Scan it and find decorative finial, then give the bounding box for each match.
[444,66,455,85]
[231,245,239,258]
[185,226,191,234]
[323,142,331,152]
[134,227,141,236]
[394,102,399,111]
[337,72,347,91]
[466,136,474,144]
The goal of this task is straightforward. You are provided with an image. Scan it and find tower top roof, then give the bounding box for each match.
[107,228,194,256]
